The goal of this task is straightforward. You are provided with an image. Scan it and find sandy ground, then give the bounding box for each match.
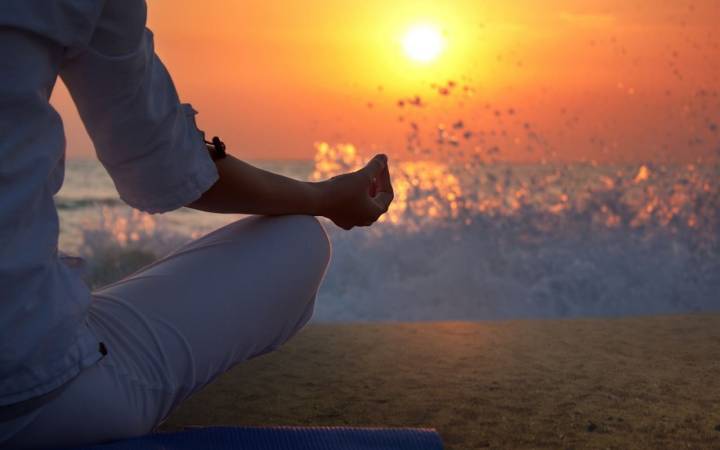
[161,315,720,449]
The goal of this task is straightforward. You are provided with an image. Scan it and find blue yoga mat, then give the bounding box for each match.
[71,426,445,450]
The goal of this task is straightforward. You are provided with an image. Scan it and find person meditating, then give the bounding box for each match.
[0,1,393,448]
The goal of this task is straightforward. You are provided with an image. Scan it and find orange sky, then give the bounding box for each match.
[55,0,719,162]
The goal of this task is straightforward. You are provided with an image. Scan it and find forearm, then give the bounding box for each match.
[187,155,324,216]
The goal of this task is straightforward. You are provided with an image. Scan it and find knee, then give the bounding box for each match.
[219,214,331,277]
[288,215,332,271]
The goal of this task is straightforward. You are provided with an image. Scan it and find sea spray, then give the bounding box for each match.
[66,148,720,320]
[79,208,190,288]
[312,143,719,320]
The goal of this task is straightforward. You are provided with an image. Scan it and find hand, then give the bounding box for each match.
[317,154,394,230]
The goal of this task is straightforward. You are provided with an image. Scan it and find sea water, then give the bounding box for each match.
[57,147,719,321]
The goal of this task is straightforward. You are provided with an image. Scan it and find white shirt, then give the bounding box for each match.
[0,0,219,405]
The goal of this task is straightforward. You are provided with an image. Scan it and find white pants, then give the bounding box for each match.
[2,215,331,449]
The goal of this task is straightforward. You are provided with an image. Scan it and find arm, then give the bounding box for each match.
[188,154,394,230]
[187,156,323,215]
[56,7,393,225]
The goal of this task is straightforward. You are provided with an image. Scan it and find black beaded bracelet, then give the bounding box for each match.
[205,136,227,160]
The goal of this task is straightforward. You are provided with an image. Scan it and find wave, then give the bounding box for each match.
[72,143,720,321]
[317,208,720,321]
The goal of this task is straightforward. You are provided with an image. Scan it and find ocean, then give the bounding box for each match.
[58,146,720,321]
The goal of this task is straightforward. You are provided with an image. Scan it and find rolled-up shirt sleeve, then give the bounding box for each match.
[60,28,219,213]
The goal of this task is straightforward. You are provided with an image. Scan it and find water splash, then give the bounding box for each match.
[312,142,719,244]
[72,145,720,320]
[309,141,719,320]
[79,208,190,288]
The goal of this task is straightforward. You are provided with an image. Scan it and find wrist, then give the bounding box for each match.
[306,180,330,217]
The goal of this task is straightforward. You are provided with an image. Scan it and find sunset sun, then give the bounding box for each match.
[402,24,445,63]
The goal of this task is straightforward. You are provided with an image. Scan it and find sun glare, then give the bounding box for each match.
[402,24,445,63]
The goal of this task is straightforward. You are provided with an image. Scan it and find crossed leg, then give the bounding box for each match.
[5,215,331,449]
